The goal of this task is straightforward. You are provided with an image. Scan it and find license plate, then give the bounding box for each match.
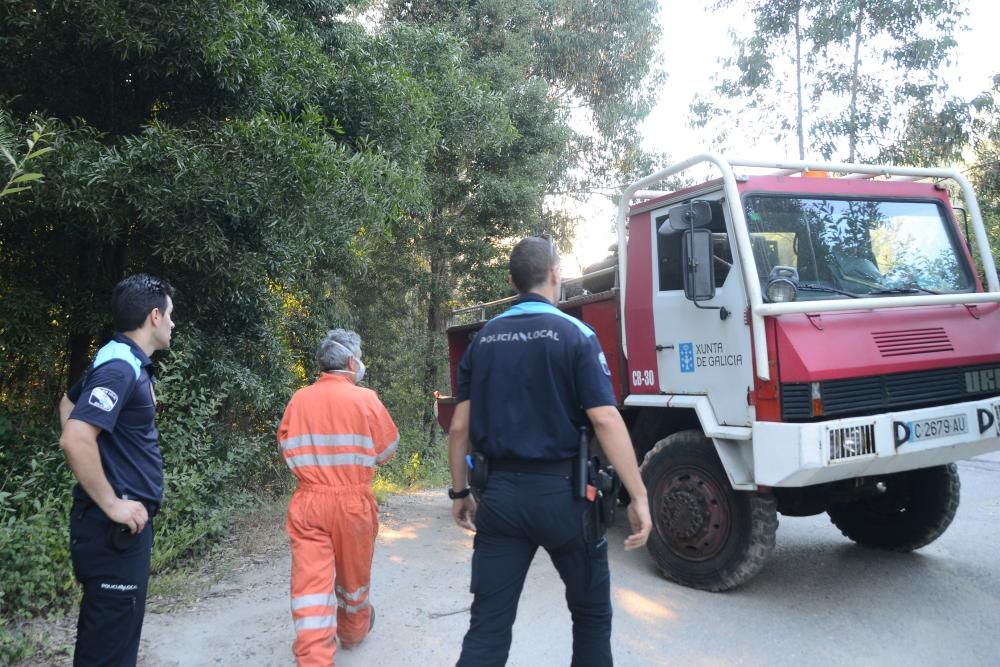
[911,414,968,441]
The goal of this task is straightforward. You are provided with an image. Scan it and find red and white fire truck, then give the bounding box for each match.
[436,154,1000,591]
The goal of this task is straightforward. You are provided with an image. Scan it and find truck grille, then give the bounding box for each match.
[828,424,876,462]
[780,384,812,419]
[781,362,1000,421]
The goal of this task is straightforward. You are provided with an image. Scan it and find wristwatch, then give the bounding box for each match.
[448,487,471,499]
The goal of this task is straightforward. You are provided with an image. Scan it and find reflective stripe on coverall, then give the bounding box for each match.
[279,373,399,667]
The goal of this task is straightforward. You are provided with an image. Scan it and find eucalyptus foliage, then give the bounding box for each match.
[693,0,966,161]
[967,75,1000,271]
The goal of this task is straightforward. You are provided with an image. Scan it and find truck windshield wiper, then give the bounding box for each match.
[797,283,860,298]
[868,286,940,295]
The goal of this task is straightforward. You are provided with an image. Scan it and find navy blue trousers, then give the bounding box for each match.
[70,498,153,667]
[457,471,612,667]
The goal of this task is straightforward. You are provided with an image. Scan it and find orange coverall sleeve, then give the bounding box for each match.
[368,396,399,466]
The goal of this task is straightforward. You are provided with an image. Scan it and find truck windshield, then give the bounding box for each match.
[744,195,974,300]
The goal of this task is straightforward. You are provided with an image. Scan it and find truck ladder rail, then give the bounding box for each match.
[615,153,1000,381]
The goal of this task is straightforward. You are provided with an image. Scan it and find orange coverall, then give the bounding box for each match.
[278,373,399,667]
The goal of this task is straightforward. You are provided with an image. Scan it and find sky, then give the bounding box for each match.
[564,0,999,273]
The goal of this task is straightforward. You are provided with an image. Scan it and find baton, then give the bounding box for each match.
[575,426,589,499]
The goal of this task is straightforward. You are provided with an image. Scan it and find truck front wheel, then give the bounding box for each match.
[640,430,777,591]
[827,464,960,551]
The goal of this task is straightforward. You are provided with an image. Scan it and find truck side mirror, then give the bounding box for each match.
[682,228,716,301]
[667,200,712,231]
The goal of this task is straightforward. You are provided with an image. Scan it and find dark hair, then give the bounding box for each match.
[509,236,558,293]
[111,274,175,332]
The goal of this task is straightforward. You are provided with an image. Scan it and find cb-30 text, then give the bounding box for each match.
[632,369,655,387]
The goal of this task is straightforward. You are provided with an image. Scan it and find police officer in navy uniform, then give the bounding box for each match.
[59,274,175,667]
[448,236,651,667]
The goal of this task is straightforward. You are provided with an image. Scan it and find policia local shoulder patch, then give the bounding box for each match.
[88,387,120,412]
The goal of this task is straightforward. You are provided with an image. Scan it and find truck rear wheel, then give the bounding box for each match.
[827,464,960,551]
[640,430,777,591]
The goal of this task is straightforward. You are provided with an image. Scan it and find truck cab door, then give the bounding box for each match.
[650,197,755,427]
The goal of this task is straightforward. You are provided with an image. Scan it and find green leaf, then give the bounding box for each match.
[0,185,33,196]
[0,146,16,166]
[26,147,54,160]
[10,172,43,184]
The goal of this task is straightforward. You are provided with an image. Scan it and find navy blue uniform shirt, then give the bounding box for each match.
[456,293,616,461]
[68,334,163,505]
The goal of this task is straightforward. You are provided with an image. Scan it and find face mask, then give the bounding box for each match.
[329,339,364,384]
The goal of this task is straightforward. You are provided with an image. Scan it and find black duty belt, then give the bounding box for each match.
[489,458,575,476]
[141,500,160,519]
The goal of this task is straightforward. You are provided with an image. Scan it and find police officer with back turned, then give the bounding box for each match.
[448,236,652,666]
[59,274,175,667]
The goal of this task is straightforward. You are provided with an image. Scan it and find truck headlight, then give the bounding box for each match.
[765,266,800,303]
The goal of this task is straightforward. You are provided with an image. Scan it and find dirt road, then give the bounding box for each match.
[137,458,1000,666]
[140,489,477,666]
[141,488,624,666]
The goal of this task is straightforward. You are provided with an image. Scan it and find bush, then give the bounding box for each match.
[0,417,76,621]
[374,427,450,489]
[149,333,290,571]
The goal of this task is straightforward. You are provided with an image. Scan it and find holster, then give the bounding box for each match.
[468,452,489,491]
[585,457,622,540]
[596,464,622,527]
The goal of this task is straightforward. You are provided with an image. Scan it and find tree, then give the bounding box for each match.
[320,21,526,452]
[875,93,980,167]
[373,0,663,449]
[967,75,1000,272]
[0,0,665,631]
[693,0,966,161]
[877,74,1000,279]
[0,0,425,623]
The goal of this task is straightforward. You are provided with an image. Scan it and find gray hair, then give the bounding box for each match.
[316,328,362,371]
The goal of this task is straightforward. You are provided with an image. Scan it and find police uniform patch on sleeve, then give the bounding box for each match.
[598,352,611,376]
[88,387,119,412]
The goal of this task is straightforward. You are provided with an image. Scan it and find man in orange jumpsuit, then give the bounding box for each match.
[278,328,399,667]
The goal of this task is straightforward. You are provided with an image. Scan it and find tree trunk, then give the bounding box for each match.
[421,212,450,456]
[795,1,805,160]
[67,332,93,388]
[66,224,130,389]
[422,285,441,453]
[848,1,866,162]
[66,242,101,387]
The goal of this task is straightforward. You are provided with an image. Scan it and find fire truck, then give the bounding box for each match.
[435,154,1000,591]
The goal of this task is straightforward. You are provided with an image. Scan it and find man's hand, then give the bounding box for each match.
[106,497,149,535]
[61,419,145,531]
[623,496,652,551]
[585,405,653,551]
[452,496,477,532]
[447,400,477,533]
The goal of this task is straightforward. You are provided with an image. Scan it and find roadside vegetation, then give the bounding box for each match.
[0,0,660,662]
